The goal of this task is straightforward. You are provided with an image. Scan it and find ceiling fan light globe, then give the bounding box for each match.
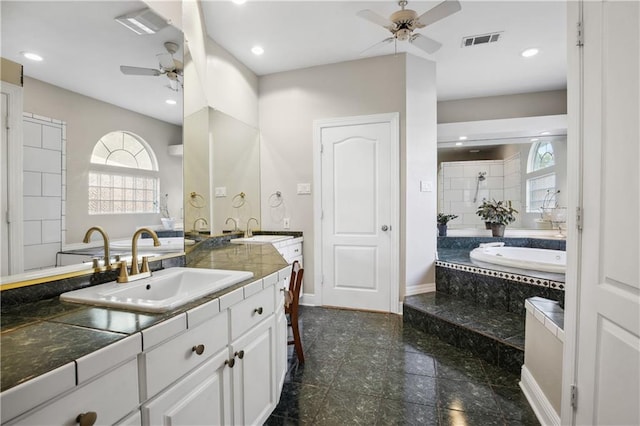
[396,29,411,41]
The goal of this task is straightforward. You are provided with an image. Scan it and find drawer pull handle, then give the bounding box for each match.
[254,307,263,315]
[192,344,205,355]
[225,358,235,368]
[235,350,245,359]
[76,411,97,426]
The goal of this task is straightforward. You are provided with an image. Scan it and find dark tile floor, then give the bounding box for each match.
[265,306,540,426]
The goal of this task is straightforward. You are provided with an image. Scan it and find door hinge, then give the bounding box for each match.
[321,210,324,220]
[320,144,324,154]
[576,21,584,47]
[570,384,578,409]
[576,207,583,231]
[321,275,324,286]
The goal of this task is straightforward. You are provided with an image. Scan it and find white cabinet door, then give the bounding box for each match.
[275,302,288,400]
[143,350,231,426]
[231,315,277,426]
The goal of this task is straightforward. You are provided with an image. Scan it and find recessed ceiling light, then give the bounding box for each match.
[540,131,550,135]
[165,99,177,105]
[469,149,481,153]
[530,138,539,142]
[232,0,247,4]
[251,46,264,55]
[458,136,468,140]
[521,48,539,58]
[455,142,463,146]
[21,51,43,62]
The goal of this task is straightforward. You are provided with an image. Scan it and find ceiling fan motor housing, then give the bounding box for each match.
[390,9,418,39]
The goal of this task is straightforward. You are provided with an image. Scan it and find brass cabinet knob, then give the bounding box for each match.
[254,307,263,315]
[76,411,97,426]
[192,344,205,355]
[235,350,245,359]
[225,358,235,368]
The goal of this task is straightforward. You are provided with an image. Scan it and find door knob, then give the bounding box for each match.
[76,412,97,426]
[381,225,389,231]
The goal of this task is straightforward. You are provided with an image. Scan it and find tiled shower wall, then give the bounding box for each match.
[438,159,522,229]
[22,113,66,271]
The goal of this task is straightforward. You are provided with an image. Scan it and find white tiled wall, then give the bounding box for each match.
[438,159,522,229]
[22,113,66,271]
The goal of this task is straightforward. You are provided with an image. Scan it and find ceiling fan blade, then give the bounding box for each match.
[120,65,162,76]
[359,37,395,56]
[409,34,442,54]
[356,9,394,30]
[157,52,176,71]
[416,0,462,28]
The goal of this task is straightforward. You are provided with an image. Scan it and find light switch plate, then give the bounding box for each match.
[283,218,290,229]
[297,183,311,194]
[420,181,433,192]
[214,187,227,197]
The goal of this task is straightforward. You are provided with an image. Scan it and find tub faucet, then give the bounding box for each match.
[118,228,160,283]
[225,217,238,232]
[83,226,111,270]
[246,217,259,238]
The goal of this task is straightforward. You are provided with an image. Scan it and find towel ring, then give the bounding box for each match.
[268,191,283,208]
[189,192,206,209]
[231,192,246,208]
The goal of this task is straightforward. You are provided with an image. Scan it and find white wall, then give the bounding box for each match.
[259,54,407,296]
[404,54,438,293]
[23,77,183,243]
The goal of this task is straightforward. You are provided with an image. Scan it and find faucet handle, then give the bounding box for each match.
[140,256,150,273]
[117,260,129,284]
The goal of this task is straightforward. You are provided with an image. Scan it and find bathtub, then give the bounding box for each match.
[470,243,566,273]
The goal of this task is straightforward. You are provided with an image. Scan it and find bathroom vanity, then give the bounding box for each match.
[0,240,292,425]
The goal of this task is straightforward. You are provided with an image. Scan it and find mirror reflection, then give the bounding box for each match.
[1,1,184,278]
[437,117,567,232]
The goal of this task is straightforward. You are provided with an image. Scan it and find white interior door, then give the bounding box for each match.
[570,1,640,424]
[316,113,399,313]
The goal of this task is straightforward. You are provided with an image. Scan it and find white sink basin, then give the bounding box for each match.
[60,267,253,313]
[231,235,293,244]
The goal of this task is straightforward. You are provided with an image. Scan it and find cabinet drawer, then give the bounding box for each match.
[229,287,275,341]
[141,313,228,400]
[9,359,138,426]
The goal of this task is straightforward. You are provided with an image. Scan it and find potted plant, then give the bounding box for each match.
[437,213,458,237]
[475,199,494,229]
[478,199,518,237]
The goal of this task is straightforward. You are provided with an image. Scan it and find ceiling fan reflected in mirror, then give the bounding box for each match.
[357,0,462,55]
[120,41,183,91]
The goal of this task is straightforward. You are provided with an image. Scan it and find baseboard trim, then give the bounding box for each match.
[404,282,436,296]
[300,293,318,306]
[520,365,561,426]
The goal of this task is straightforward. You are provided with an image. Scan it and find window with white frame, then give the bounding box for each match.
[526,140,556,213]
[88,131,159,215]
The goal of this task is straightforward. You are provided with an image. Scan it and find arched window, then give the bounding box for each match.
[526,140,556,213]
[88,131,159,215]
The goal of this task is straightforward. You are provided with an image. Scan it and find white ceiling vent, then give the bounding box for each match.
[462,32,502,48]
[115,8,168,35]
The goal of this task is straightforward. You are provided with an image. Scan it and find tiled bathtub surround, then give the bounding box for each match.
[437,159,523,229]
[524,297,564,342]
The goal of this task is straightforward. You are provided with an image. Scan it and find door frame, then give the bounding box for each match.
[312,112,400,313]
[1,82,24,276]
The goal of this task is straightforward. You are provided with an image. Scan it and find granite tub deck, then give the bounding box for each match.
[0,238,288,393]
[404,237,566,375]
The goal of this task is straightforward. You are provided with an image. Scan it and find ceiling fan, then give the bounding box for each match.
[120,41,183,92]
[357,0,462,55]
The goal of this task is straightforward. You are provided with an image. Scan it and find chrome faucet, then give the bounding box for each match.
[246,217,259,238]
[83,226,111,270]
[117,227,160,283]
[225,217,238,232]
[193,217,208,233]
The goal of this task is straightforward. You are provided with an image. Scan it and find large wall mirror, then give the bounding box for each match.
[1,0,184,280]
[437,115,567,233]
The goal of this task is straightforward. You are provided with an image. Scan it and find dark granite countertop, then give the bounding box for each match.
[1,241,288,393]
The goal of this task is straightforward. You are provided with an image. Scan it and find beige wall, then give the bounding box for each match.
[23,77,183,243]
[438,89,567,124]
[1,58,22,86]
[259,54,407,296]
